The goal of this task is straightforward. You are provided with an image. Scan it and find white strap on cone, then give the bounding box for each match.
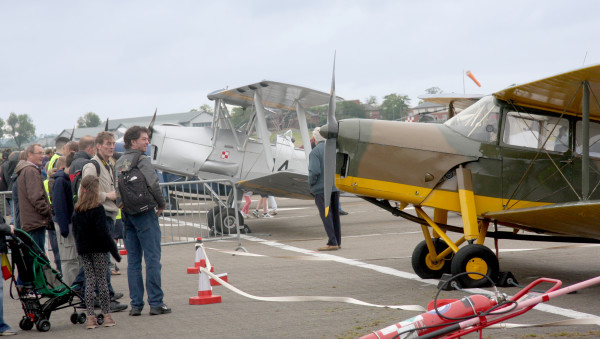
[197,243,212,269]
[200,267,424,312]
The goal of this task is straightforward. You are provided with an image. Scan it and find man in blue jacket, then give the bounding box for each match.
[308,127,342,251]
[51,155,78,286]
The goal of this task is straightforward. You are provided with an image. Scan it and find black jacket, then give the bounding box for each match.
[72,205,120,261]
[0,220,11,254]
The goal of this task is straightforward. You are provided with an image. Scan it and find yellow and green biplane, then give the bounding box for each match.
[320,63,600,287]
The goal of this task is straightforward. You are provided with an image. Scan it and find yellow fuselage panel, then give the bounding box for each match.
[336,175,550,215]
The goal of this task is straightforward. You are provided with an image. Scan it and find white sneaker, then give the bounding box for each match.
[269,210,278,215]
[252,210,260,218]
[262,213,273,218]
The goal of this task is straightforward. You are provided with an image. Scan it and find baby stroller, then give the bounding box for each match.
[6,228,101,332]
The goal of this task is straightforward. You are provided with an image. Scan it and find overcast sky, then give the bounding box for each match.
[2,0,599,135]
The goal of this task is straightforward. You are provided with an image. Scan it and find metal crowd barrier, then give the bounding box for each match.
[158,179,244,249]
[0,178,245,251]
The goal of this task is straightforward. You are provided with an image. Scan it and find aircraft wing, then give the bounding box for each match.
[237,171,313,200]
[418,93,485,110]
[483,200,600,240]
[207,80,343,110]
[493,64,600,117]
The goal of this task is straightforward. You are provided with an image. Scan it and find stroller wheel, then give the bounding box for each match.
[36,319,51,332]
[70,313,78,324]
[19,317,34,331]
[96,314,104,325]
[77,313,87,324]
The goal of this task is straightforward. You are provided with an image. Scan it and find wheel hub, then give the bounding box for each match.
[466,257,487,280]
[425,253,444,271]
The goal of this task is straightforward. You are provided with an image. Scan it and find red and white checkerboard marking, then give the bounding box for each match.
[220,151,230,159]
[407,116,415,122]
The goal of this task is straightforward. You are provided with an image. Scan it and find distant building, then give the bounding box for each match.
[57,111,213,140]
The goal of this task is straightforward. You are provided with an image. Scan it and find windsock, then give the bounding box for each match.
[466,70,481,87]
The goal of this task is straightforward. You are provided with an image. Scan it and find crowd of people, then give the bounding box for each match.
[0,126,170,334]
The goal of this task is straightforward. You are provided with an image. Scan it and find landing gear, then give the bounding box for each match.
[214,208,245,234]
[411,239,451,279]
[450,244,499,288]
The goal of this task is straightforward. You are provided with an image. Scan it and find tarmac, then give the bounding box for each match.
[3,196,600,338]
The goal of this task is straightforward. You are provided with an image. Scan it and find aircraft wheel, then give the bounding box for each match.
[207,206,222,229]
[450,244,499,288]
[411,239,451,279]
[215,209,244,234]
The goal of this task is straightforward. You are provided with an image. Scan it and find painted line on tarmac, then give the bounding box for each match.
[241,234,600,322]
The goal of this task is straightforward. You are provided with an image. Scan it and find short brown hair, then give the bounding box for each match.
[25,144,43,155]
[124,126,150,150]
[66,141,79,153]
[66,152,76,168]
[78,135,95,152]
[95,131,115,146]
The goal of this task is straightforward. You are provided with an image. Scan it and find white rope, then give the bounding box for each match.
[200,267,425,312]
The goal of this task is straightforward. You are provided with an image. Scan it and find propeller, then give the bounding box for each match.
[105,118,109,131]
[320,53,339,217]
[69,125,75,141]
[148,108,157,139]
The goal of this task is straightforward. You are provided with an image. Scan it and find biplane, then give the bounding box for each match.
[149,81,342,228]
[320,64,600,287]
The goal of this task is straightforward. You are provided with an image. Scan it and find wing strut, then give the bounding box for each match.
[582,81,590,200]
[253,91,275,171]
[295,101,312,160]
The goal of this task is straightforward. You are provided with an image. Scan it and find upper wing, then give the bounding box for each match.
[493,64,600,118]
[418,93,485,110]
[483,200,600,240]
[237,171,312,200]
[207,80,343,110]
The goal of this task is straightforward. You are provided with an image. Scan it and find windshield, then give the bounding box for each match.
[444,96,500,143]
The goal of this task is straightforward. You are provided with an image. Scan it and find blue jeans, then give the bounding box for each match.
[47,229,61,272]
[125,210,163,309]
[0,277,11,333]
[28,227,46,252]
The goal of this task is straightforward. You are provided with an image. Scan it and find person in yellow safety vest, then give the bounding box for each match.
[42,136,71,273]
[111,209,124,275]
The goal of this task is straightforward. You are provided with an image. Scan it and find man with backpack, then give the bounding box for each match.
[115,126,169,316]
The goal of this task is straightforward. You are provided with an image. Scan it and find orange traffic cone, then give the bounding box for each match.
[189,269,222,305]
[187,238,214,274]
[466,70,482,87]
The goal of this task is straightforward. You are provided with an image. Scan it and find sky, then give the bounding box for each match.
[2,0,600,135]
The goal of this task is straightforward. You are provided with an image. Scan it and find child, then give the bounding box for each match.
[72,175,121,329]
[241,191,252,217]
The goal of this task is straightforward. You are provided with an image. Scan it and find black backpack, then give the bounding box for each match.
[117,153,156,215]
[71,159,101,203]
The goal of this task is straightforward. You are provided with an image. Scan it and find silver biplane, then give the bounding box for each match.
[149,81,342,230]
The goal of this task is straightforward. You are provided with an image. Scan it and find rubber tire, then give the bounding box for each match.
[36,319,51,332]
[77,313,87,324]
[19,318,33,331]
[214,208,244,234]
[207,206,222,228]
[70,313,78,324]
[411,239,452,279]
[451,244,499,288]
[97,314,104,325]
